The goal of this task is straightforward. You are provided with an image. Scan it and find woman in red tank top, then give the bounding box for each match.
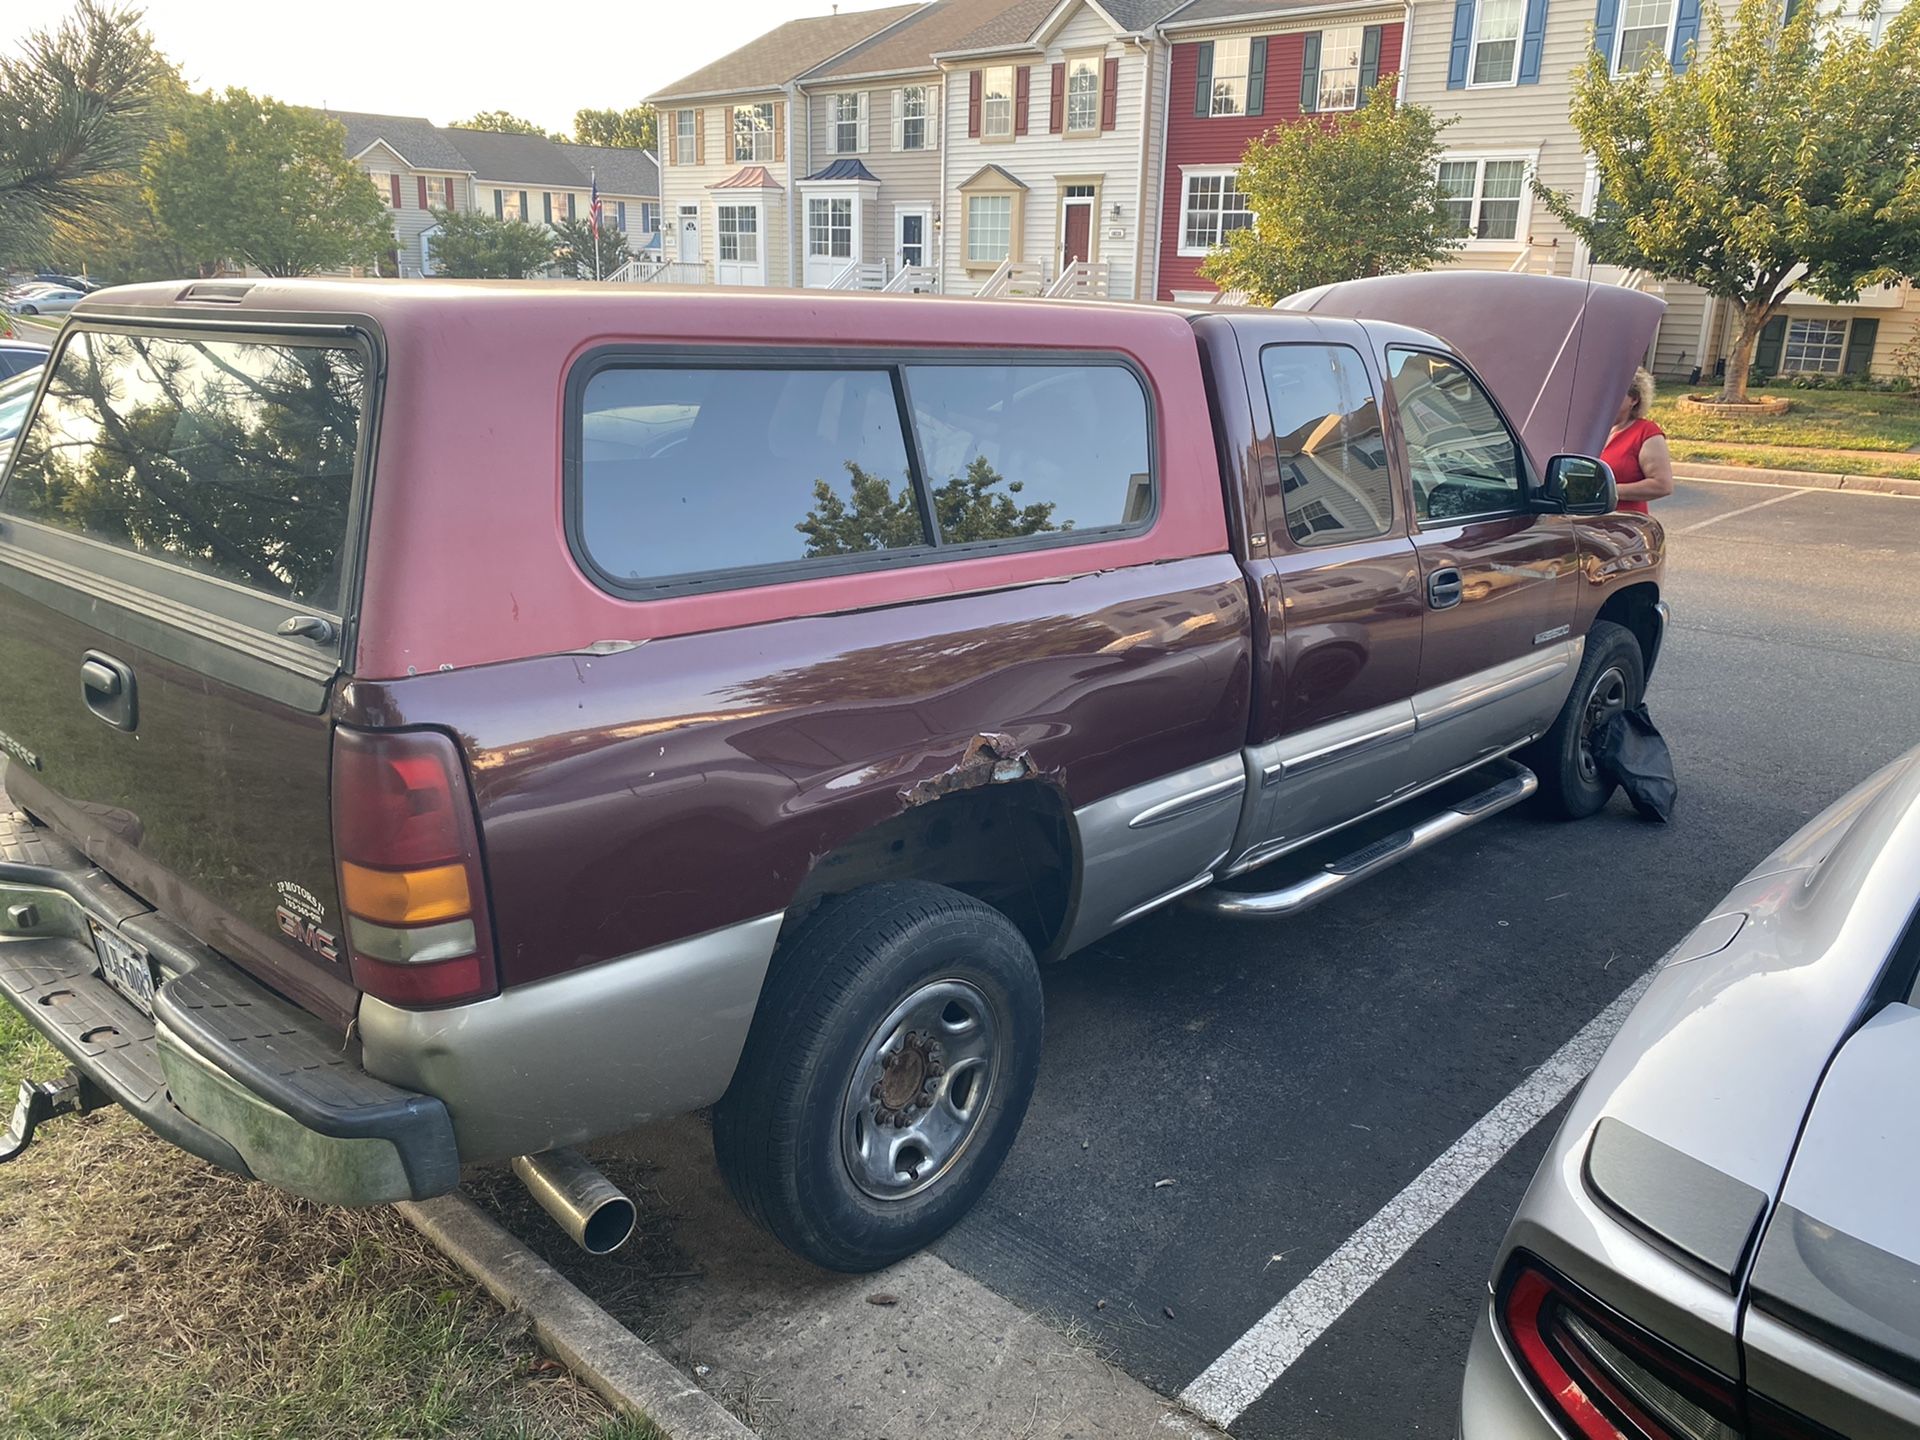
[1601,368,1675,514]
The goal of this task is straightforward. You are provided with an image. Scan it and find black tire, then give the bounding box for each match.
[712,881,1043,1272]
[16,306,36,316]
[1524,619,1645,820]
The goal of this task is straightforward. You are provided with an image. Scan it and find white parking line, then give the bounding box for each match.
[1178,964,1663,1430]
[1671,486,1813,534]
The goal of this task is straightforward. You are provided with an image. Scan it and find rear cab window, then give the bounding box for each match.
[568,353,1155,597]
[1,326,371,649]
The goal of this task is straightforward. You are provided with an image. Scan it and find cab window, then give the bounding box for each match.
[1386,349,1525,523]
[1261,343,1393,545]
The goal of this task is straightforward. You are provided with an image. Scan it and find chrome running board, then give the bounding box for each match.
[1187,759,1538,920]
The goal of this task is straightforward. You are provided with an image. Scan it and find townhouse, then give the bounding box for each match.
[1405,0,1916,377]
[651,5,922,287]
[333,112,662,277]
[1157,0,1408,302]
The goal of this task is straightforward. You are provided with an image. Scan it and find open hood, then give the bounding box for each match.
[1275,272,1667,470]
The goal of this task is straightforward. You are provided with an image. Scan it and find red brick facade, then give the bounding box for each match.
[1158,22,1404,300]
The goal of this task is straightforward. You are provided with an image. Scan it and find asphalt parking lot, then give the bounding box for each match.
[499,476,1920,1436]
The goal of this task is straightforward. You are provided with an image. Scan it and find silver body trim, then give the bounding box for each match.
[1060,755,1246,957]
[359,912,783,1164]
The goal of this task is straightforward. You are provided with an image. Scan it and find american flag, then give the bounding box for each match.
[590,172,602,239]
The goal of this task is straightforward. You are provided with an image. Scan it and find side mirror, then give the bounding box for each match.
[1542,454,1616,515]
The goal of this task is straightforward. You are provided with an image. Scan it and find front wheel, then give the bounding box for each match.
[15,306,36,316]
[712,881,1043,1272]
[1524,620,1645,820]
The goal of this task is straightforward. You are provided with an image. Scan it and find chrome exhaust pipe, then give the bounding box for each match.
[511,1149,637,1255]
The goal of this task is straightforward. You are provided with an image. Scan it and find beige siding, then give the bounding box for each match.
[355,141,477,277]
[801,79,943,280]
[939,4,1156,299]
[657,92,793,286]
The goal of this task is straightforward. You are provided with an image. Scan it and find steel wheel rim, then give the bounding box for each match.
[840,978,1001,1202]
[1577,666,1629,784]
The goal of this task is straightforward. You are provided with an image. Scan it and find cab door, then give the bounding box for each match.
[1217,323,1426,872]
[1381,345,1579,785]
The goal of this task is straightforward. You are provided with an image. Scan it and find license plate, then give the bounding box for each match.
[90,920,156,1016]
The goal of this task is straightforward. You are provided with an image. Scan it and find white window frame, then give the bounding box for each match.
[1209,36,1252,116]
[1435,152,1535,247]
[807,195,855,260]
[1467,0,1525,87]
[674,109,698,166]
[896,84,932,151]
[1780,317,1849,374]
[1065,53,1103,135]
[832,93,867,155]
[966,193,1014,264]
[1177,166,1254,257]
[1317,25,1365,112]
[732,102,776,163]
[1611,0,1678,74]
[981,65,1015,139]
[716,201,761,263]
[1871,0,1909,41]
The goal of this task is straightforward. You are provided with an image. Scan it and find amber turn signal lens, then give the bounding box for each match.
[340,860,472,926]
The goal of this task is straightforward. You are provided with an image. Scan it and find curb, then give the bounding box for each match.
[399,1192,758,1440]
[1673,460,1920,498]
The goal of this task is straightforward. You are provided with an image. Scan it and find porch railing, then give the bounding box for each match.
[1044,261,1111,299]
[975,260,1048,298]
[606,257,707,285]
[884,265,939,293]
[827,260,890,291]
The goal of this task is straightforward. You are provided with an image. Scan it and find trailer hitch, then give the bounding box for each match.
[0,1069,112,1163]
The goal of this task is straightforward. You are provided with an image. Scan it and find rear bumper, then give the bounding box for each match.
[0,811,458,1206]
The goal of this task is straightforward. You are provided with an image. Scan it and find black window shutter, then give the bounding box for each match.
[1300,31,1322,112]
[1755,316,1788,374]
[1195,41,1214,116]
[1357,26,1383,103]
[493,188,503,220]
[1247,37,1268,115]
[1842,317,1879,376]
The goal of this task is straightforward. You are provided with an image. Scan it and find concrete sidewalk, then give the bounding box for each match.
[1673,460,1920,498]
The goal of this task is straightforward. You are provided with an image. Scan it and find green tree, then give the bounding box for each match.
[1200,83,1458,304]
[426,206,556,278]
[145,89,394,276]
[551,214,630,280]
[455,110,561,139]
[1544,0,1920,402]
[0,1,168,254]
[797,456,1059,557]
[572,106,657,151]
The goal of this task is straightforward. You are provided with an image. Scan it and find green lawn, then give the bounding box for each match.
[1652,387,1920,480]
[0,1006,660,1440]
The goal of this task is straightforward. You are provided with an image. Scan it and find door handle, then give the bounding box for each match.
[1428,567,1465,610]
[80,651,137,731]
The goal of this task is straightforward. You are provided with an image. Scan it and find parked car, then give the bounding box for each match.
[0,274,1666,1271]
[1462,745,1920,1440]
[0,340,49,379]
[0,369,39,462]
[29,273,100,293]
[5,288,84,318]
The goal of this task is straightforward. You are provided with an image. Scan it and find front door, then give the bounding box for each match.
[1223,325,1427,870]
[896,208,930,273]
[1384,346,1578,783]
[715,201,763,286]
[676,204,700,269]
[1062,194,1093,269]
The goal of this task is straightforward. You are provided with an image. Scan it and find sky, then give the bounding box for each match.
[1,0,907,135]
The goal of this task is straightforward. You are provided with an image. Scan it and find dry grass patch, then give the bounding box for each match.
[0,1010,660,1440]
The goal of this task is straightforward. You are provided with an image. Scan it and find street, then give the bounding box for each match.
[486,475,1920,1436]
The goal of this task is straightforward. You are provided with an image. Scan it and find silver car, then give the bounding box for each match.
[6,287,83,317]
[1463,745,1920,1440]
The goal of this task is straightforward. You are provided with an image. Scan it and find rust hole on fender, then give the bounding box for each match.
[901,733,1036,807]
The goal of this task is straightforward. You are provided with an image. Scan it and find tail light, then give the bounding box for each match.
[332,726,497,1007]
[1498,1256,1741,1440]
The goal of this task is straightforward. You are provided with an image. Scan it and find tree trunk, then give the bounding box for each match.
[1719,302,1772,404]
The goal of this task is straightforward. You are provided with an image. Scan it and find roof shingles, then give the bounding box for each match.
[651,5,921,101]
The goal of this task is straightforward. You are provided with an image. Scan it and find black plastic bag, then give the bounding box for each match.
[1592,704,1677,823]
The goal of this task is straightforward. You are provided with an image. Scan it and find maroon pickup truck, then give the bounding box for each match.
[0,274,1666,1270]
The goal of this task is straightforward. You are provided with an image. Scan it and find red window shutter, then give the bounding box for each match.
[1050,62,1066,132]
[417,176,429,210]
[389,174,402,207]
[1101,56,1119,130]
[968,70,982,137]
[1015,65,1031,134]
[444,177,455,207]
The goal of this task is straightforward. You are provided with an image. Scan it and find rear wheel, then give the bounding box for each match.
[16,305,36,316]
[1525,620,1644,820]
[712,881,1043,1272]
